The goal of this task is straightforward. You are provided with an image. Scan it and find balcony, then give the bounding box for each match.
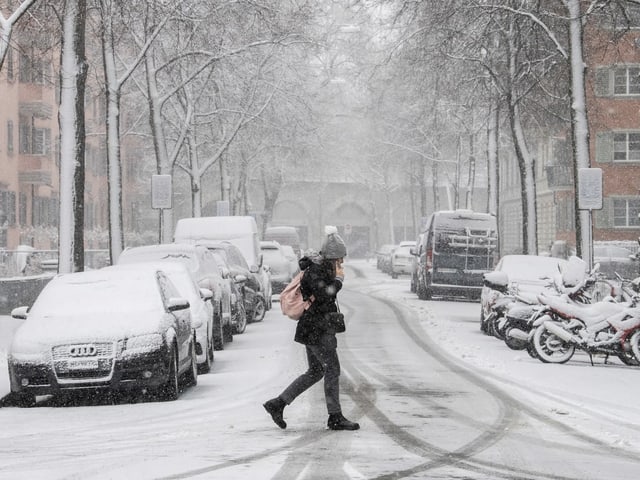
[19,101,53,119]
[545,164,573,189]
[19,170,52,185]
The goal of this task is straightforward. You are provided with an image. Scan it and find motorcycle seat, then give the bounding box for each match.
[537,294,627,325]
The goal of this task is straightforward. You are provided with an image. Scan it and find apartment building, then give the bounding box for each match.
[0,40,59,250]
[499,12,640,255]
[588,17,640,244]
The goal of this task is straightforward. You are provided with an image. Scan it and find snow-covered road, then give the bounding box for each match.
[1,259,639,479]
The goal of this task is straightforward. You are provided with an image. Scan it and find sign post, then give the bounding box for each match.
[152,175,173,243]
[578,168,603,271]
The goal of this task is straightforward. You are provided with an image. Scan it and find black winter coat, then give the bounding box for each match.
[294,255,343,346]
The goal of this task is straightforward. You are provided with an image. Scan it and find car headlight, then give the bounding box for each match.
[123,333,164,355]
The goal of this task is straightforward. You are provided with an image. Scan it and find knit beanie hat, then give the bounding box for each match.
[321,226,347,259]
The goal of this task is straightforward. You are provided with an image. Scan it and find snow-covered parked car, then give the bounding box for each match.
[7,267,198,406]
[260,241,294,294]
[117,243,232,351]
[280,245,300,277]
[390,241,416,279]
[210,251,247,335]
[106,262,216,374]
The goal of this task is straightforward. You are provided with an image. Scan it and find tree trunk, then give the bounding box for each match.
[565,0,590,261]
[508,99,538,255]
[145,53,174,241]
[487,100,499,216]
[58,0,87,274]
[101,4,124,264]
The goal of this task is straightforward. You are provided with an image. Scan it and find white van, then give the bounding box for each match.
[174,216,272,317]
[174,216,261,270]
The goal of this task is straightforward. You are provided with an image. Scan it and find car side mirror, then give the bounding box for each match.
[11,306,29,320]
[221,267,231,279]
[199,288,213,302]
[167,297,190,312]
[483,271,509,290]
[235,274,247,283]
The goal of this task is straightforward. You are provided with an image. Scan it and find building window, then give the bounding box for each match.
[7,49,14,81]
[614,66,640,95]
[613,132,640,162]
[613,198,640,227]
[19,193,27,226]
[18,116,50,155]
[0,190,16,226]
[18,51,48,85]
[7,121,13,155]
[33,196,58,227]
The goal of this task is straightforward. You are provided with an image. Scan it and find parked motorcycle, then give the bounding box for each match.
[501,256,597,356]
[531,277,640,366]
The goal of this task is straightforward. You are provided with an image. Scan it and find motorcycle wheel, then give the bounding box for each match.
[629,330,640,364]
[526,341,538,359]
[480,310,488,334]
[493,317,507,341]
[533,324,575,364]
[488,315,505,341]
[504,327,528,350]
[618,350,640,366]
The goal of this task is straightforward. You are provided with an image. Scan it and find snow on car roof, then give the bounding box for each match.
[29,267,164,317]
[106,262,202,305]
[498,255,567,283]
[117,243,200,270]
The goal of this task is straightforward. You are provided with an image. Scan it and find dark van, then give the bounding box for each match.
[264,226,301,258]
[414,210,498,300]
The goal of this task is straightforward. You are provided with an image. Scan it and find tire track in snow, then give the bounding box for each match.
[342,284,640,479]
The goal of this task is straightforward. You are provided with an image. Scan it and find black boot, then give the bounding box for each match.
[263,397,287,429]
[327,412,360,431]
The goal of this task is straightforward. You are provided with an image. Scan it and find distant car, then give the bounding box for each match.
[480,255,567,333]
[8,267,198,406]
[117,243,232,351]
[107,262,216,374]
[280,245,300,277]
[260,241,294,294]
[376,244,396,272]
[410,234,424,293]
[594,245,638,280]
[211,251,247,335]
[390,241,416,279]
[264,226,302,258]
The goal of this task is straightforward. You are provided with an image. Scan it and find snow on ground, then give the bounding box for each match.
[2,258,640,455]
[346,259,640,453]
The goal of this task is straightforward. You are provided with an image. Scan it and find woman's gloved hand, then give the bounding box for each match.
[335,262,345,281]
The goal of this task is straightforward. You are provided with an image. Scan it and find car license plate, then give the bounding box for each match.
[68,359,99,370]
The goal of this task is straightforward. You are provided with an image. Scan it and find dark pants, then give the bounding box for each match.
[279,334,341,415]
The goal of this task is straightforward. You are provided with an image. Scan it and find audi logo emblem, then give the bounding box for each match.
[68,345,97,357]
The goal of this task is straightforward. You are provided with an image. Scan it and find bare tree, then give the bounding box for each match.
[0,0,36,71]
[58,0,87,273]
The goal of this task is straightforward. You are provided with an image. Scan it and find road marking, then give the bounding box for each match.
[343,461,366,479]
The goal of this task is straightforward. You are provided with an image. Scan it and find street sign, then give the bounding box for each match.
[151,175,172,209]
[578,168,602,210]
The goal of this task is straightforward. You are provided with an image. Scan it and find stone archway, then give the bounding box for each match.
[326,202,371,258]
